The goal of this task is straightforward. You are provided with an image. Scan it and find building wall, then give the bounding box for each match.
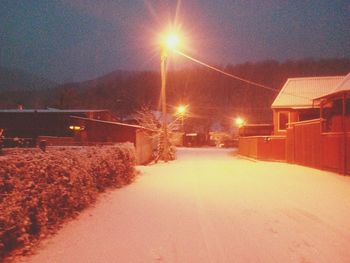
[135,130,156,165]
[75,119,155,165]
[87,111,116,121]
[0,112,75,138]
[79,121,136,143]
[0,110,113,139]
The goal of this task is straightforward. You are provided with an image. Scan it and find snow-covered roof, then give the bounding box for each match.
[333,72,350,93]
[314,72,350,101]
[271,76,344,109]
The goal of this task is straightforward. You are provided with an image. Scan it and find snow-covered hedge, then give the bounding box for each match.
[0,143,136,260]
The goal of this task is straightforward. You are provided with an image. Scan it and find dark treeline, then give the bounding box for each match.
[1,58,350,128]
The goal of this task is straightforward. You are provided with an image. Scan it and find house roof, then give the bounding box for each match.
[70,116,157,132]
[314,72,350,101]
[334,72,350,93]
[271,76,344,109]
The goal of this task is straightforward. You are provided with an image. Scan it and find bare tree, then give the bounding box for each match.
[135,105,176,162]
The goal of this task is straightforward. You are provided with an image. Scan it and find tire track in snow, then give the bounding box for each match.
[191,165,228,263]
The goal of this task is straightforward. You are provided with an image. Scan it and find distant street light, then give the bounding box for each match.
[235,117,245,128]
[176,104,188,131]
[160,31,180,162]
[176,105,187,116]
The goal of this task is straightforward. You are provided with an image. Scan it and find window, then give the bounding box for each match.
[278,112,289,131]
[299,109,319,121]
[332,99,343,115]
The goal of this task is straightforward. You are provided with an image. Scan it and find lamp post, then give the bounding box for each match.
[160,33,179,162]
[160,48,168,162]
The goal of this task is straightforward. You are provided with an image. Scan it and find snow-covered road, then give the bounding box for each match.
[17,147,350,263]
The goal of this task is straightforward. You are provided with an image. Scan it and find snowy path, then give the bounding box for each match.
[16,147,350,263]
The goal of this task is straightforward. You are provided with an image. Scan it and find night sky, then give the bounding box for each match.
[1,0,349,83]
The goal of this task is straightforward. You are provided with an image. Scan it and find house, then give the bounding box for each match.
[271,76,344,135]
[0,109,116,139]
[316,73,350,132]
[0,108,156,164]
[239,73,350,174]
[70,116,157,165]
[308,73,350,173]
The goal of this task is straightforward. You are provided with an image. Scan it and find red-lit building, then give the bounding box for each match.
[0,108,156,164]
[271,76,343,135]
[239,73,350,174]
[0,109,115,139]
[70,116,156,165]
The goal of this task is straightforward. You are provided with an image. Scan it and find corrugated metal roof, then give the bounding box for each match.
[329,72,350,94]
[271,76,344,108]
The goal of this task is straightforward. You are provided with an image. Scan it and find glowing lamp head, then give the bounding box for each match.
[165,33,180,50]
[235,117,245,127]
[176,105,187,115]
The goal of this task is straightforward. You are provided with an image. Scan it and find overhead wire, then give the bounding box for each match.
[174,49,312,101]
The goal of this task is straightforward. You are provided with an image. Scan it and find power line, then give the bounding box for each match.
[174,50,278,92]
[174,49,312,101]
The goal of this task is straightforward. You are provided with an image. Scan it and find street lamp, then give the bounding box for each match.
[160,31,180,162]
[165,33,179,50]
[176,105,187,115]
[235,117,246,128]
[176,104,187,131]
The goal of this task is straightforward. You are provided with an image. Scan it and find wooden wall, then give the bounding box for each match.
[240,118,349,174]
[238,136,286,161]
[286,119,322,169]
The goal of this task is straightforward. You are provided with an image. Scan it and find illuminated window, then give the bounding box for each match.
[278,112,289,130]
[69,125,84,131]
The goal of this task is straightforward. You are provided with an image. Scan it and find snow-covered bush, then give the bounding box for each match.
[0,143,136,260]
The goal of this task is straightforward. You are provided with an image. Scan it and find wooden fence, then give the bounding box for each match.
[238,136,286,161]
[286,119,348,174]
[239,118,349,174]
[286,119,322,169]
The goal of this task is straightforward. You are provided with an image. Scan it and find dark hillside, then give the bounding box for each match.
[1,58,349,126]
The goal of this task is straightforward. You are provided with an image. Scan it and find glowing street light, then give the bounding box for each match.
[235,117,245,128]
[160,31,180,162]
[165,33,180,50]
[176,104,187,116]
[176,104,188,131]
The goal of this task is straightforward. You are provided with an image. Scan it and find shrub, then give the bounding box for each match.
[0,143,136,261]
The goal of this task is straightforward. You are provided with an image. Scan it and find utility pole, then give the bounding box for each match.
[161,49,168,162]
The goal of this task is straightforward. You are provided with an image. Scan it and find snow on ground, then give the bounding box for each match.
[15,147,350,263]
